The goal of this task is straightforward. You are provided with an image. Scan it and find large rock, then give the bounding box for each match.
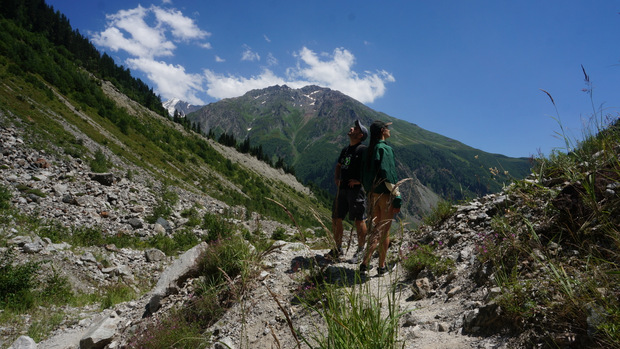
[79,311,124,349]
[8,336,36,349]
[148,242,208,313]
[89,172,115,186]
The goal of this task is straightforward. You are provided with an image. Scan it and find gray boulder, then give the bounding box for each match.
[8,336,36,349]
[79,311,124,349]
[148,242,208,313]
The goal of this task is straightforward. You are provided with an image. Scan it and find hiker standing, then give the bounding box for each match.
[360,120,402,275]
[329,119,368,262]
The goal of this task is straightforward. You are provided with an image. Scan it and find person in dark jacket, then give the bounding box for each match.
[329,119,368,262]
[360,120,402,275]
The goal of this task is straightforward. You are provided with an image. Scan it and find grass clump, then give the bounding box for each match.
[401,242,455,279]
[180,205,202,227]
[38,223,145,249]
[148,229,200,256]
[126,312,207,349]
[0,184,13,209]
[99,284,136,310]
[201,212,234,242]
[89,148,110,173]
[15,184,47,198]
[298,277,406,349]
[0,251,74,311]
[146,187,179,223]
[0,250,76,343]
[0,250,41,310]
[422,200,456,226]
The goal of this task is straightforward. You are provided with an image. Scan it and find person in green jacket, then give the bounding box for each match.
[360,120,402,275]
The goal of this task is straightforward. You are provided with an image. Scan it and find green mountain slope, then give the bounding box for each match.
[189,85,533,220]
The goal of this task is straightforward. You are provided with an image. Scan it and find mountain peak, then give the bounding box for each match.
[162,99,202,117]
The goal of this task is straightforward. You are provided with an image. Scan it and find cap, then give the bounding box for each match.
[355,120,368,142]
[369,120,392,137]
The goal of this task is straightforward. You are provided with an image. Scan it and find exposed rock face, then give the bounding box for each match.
[147,241,208,313]
[0,124,295,349]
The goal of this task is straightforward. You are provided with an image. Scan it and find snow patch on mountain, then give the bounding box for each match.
[162,98,202,117]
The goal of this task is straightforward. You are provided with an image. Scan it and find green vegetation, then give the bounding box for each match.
[89,148,110,173]
[401,243,455,279]
[99,284,136,310]
[15,184,47,198]
[0,249,76,342]
[471,105,619,347]
[146,187,179,223]
[126,312,207,349]
[421,200,456,226]
[148,230,200,256]
[0,0,330,228]
[0,250,42,310]
[0,184,11,209]
[128,235,259,348]
[300,281,405,349]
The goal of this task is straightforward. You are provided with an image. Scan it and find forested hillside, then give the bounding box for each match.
[0,0,330,227]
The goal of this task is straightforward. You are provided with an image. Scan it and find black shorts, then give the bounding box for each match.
[332,186,367,221]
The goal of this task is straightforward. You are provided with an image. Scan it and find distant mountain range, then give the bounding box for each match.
[163,98,202,117]
[182,85,533,221]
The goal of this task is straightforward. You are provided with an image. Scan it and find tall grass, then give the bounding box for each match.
[298,275,406,349]
[480,74,619,347]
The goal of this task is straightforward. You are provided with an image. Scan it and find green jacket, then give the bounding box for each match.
[362,140,402,208]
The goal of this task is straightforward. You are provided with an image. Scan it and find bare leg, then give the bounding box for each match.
[332,218,343,248]
[355,219,367,250]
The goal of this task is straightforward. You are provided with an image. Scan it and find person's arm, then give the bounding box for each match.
[384,181,402,209]
[334,163,341,188]
[381,146,402,209]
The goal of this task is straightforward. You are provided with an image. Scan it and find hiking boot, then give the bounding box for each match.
[377,264,394,275]
[327,247,343,260]
[349,249,364,264]
[359,263,371,274]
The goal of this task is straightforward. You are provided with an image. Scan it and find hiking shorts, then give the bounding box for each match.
[332,186,367,221]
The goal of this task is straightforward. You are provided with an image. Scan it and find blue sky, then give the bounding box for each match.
[46,0,619,158]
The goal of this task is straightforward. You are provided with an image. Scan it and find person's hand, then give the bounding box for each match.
[391,207,401,215]
[348,179,361,188]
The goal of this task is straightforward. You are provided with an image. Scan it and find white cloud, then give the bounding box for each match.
[151,6,210,41]
[266,53,278,66]
[289,47,395,103]
[241,45,260,62]
[203,47,394,103]
[93,5,175,58]
[128,58,205,105]
[92,5,209,59]
[204,69,299,100]
[92,5,393,105]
